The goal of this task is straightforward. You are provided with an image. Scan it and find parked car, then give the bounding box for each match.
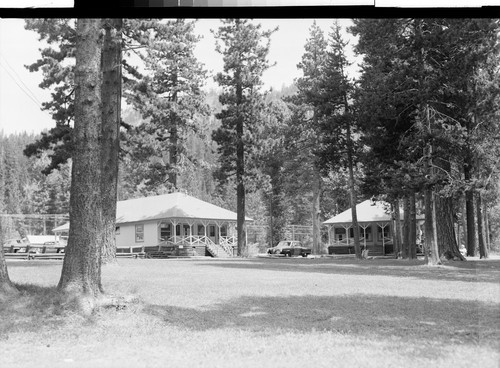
[267,241,311,257]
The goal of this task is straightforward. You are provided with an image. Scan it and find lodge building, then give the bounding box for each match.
[53,192,252,257]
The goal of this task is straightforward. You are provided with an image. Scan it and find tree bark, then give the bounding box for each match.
[169,124,178,190]
[424,188,441,265]
[311,168,322,254]
[409,191,417,259]
[235,67,246,257]
[435,194,465,260]
[393,199,403,258]
[476,192,488,259]
[402,195,410,259]
[464,163,476,257]
[0,243,16,294]
[484,203,491,252]
[423,110,440,265]
[58,19,104,298]
[100,19,122,265]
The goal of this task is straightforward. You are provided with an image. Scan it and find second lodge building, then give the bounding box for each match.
[323,199,424,256]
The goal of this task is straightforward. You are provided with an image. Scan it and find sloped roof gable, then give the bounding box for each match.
[323,200,394,224]
[53,192,252,232]
[116,192,251,224]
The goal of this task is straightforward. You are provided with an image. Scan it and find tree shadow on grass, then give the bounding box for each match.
[196,258,500,284]
[142,293,500,351]
[0,283,88,337]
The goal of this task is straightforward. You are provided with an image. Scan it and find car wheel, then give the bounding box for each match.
[301,253,307,257]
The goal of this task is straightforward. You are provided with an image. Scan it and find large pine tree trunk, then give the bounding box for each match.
[484,203,491,253]
[409,192,417,259]
[311,168,322,254]
[393,199,403,258]
[424,188,441,265]
[464,163,476,257]
[402,195,410,259]
[169,124,178,190]
[58,19,104,299]
[0,245,16,294]
[435,194,465,260]
[476,192,488,259]
[235,71,246,257]
[433,157,464,261]
[100,19,122,265]
[423,108,440,265]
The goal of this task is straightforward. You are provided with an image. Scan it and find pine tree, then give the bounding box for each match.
[23,19,76,174]
[212,19,276,256]
[100,19,123,263]
[123,19,209,192]
[352,18,499,262]
[58,19,122,305]
[291,21,328,255]
[315,21,363,259]
[25,19,123,263]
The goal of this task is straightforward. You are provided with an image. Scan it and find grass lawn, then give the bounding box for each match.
[1,256,499,368]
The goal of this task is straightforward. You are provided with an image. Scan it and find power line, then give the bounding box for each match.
[0,53,42,105]
[0,53,43,108]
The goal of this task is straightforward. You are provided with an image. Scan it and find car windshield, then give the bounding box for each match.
[275,241,303,247]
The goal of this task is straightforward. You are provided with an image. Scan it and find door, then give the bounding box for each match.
[208,225,217,244]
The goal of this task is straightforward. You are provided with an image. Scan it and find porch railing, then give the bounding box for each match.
[160,235,234,257]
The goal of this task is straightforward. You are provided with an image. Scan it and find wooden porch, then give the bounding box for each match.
[121,234,237,258]
[326,222,393,256]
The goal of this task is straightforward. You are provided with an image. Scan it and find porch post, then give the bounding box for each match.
[172,219,178,244]
[382,223,385,255]
[217,221,221,245]
[378,222,387,255]
[363,225,367,249]
[189,223,193,245]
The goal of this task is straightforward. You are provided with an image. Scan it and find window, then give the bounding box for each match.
[220,225,227,237]
[176,224,181,236]
[183,224,190,236]
[198,225,205,236]
[115,226,120,235]
[334,227,346,241]
[209,225,216,237]
[360,226,372,241]
[135,224,144,243]
[348,226,372,240]
[160,222,171,240]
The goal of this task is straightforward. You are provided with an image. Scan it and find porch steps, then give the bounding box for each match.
[205,242,233,258]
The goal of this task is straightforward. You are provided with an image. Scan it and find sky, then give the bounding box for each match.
[0,18,360,136]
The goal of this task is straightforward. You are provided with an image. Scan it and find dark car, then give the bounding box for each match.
[267,241,312,257]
